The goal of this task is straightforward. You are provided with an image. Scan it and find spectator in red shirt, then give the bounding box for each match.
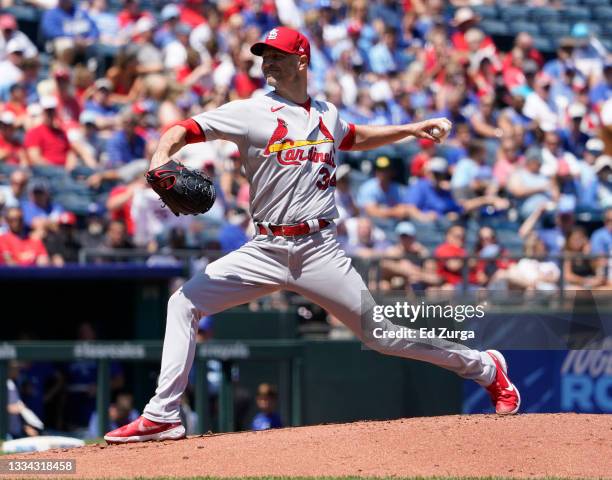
[0,112,26,166]
[53,67,82,130]
[24,96,77,170]
[451,8,496,65]
[434,224,467,288]
[117,0,153,30]
[0,207,49,266]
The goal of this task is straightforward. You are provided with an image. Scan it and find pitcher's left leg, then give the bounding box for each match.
[290,228,496,386]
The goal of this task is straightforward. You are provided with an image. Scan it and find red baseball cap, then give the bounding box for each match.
[0,14,17,30]
[250,27,310,63]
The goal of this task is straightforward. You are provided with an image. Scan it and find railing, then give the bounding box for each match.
[76,248,612,298]
[0,341,304,440]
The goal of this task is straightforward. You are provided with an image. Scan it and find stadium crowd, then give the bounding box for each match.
[0,0,610,293]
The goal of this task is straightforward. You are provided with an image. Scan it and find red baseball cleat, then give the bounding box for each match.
[485,350,521,415]
[104,416,186,444]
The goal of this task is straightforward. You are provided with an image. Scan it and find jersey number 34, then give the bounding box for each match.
[316,166,337,190]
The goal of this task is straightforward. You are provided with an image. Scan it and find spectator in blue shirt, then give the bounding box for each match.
[83,78,120,130]
[41,0,99,46]
[21,179,64,228]
[589,62,612,106]
[369,26,410,75]
[405,157,462,220]
[251,383,282,431]
[105,111,146,168]
[357,156,409,222]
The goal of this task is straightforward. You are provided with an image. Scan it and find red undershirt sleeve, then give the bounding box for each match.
[339,123,356,151]
[164,119,206,144]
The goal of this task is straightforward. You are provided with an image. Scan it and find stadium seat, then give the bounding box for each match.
[561,0,581,6]
[500,5,531,22]
[540,22,572,38]
[584,23,602,36]
[480,20,510,37]
[562,6,591,23]
[472,5,499,20]
[532,36,557,54]
[529,7,560,23]
[593,6,612,22]
[582,0,611,7]
[510,21,540,37]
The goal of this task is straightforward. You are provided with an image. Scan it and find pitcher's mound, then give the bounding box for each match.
[5,414,612,478]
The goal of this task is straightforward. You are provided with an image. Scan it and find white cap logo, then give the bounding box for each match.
[267,28,278,40]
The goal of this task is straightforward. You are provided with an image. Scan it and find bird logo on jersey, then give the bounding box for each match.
[264,117,336,167]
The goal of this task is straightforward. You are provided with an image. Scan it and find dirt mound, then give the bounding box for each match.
[5,414,612,479]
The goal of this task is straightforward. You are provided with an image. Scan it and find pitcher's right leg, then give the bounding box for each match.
[105,240,285,443]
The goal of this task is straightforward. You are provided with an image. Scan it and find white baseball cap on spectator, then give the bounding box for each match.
[161,4,180,21]
[395,221,416,237]
[586,138,604,154]
[594,155,612,173]
[134,17,156,35]
[6,38,24,54]
[79,110,97,125]
[568,103,586,119]
[452,7,479,26]
[40,96,58,110]
[426,157,448,173]
[0,111,15,125]
[370,80,392,102]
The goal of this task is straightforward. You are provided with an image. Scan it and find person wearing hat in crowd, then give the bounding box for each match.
[450,7,496,65]
[163,23,192,71]
[83,78,121,131]
[357,155,413,224]
[132,17,164,75]
[24,96,79,170]
[104,109,147,168]
[154,4,182,48]
[0,14,37,61]
[20,178,65,229]
[44,211,82,266]
[0,206,49,266]
[523,73,560,130]
[379,221,438,292]
[561,103,590,159]
[582,155,612,210]
[507,148,556,220]
[0,38,26,91]
[0,111,26,166]
[52,67,82,129]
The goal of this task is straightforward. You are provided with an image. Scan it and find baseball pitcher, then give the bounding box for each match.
[105,27,520,443]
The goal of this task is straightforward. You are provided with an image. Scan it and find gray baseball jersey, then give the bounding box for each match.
[191,91,354,224]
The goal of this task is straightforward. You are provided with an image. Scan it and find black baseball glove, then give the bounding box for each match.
[146,160,216,216]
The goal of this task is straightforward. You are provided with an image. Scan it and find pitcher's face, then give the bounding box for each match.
[261,47,300,88]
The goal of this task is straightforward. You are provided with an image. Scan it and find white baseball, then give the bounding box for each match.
[431,127,442,137]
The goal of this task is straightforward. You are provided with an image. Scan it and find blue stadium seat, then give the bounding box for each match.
[561,0,581,6]
[510,21,540,37]
[529,7,561,23]
[602,39,612,51]
[472,5,499,20]
[540,22,572,37]
[585,23,602,36]
[582,0,611,6]
[593,6,612,21]
[480,20,510,37]
[562,6,591,23]
[499,5,530,22]
[532,36,557,54]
